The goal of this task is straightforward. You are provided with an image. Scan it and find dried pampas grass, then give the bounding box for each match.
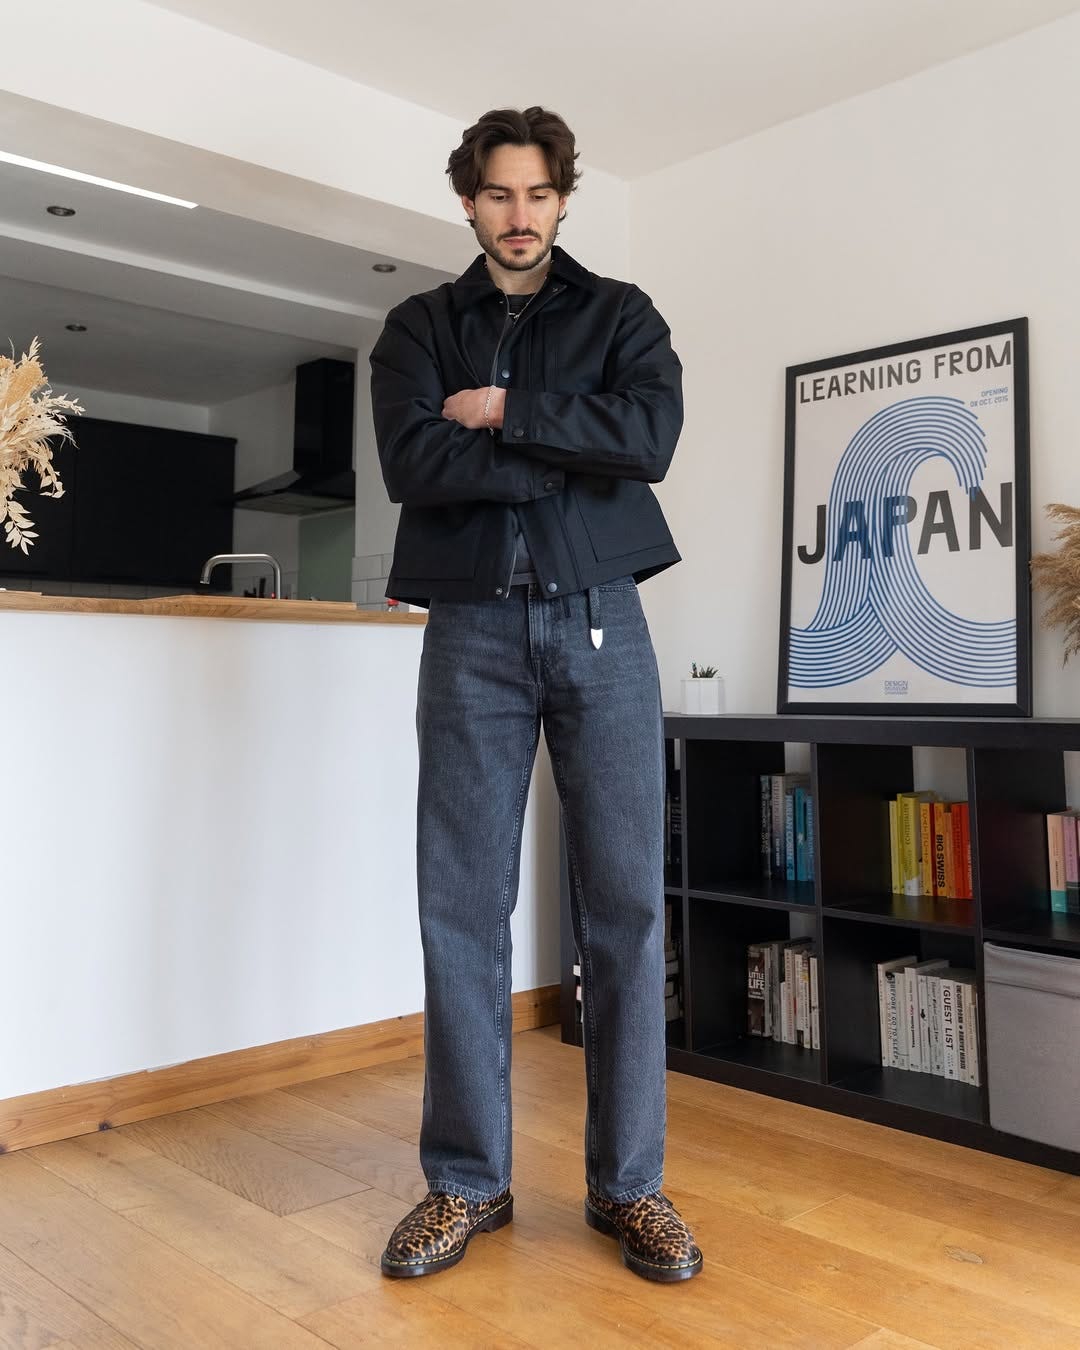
[1030,503,1080,665]
[0,336,83,553]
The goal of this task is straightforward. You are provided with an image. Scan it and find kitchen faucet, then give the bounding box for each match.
[200,552,283,599]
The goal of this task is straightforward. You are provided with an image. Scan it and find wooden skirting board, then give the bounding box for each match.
[0,984,559,1154]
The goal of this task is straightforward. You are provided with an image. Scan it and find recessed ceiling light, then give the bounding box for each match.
[47,204,76,217]
[65,323,87,332]
[0,150,198,208]
[372,262,397,273]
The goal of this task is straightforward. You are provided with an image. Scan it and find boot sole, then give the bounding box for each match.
[381,1194,514,1278]
[585,1200,703,1283]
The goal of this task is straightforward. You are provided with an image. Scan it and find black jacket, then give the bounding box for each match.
[369,245,682,608]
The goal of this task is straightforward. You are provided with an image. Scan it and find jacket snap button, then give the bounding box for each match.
[544,481,556,491]
[495,586,504,595]
[501,368,510,379]
[512,427,525,437]
[546,582,558,593]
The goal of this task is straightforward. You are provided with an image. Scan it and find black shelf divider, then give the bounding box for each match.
[559,714,1080,1177]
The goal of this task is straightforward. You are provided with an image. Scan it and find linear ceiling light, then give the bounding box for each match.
[0,151,198,208]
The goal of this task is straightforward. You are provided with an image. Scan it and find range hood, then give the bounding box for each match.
[233,357,356,515]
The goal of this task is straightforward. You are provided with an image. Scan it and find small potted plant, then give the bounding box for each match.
[682,662,726,715]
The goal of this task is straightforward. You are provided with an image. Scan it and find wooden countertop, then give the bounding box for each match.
[0,592,426,625]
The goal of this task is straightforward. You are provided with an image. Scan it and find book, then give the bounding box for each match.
[898,792,936,896]
[932,800,949,899]
[959,976,981,1086]
[806,796,816,882]
[1063,811,1080,914]
[926,972,945,1076]
[876,955,917,1067]
[909,959,948,1072]
[809,955,820,1051]
[920,800,935,896]
[952,970,977,1084]
[1048,813,1068,914]
[959,803,973,900]
[785,788,797,882]
[747,944,768,1036]
[915,960,948,1073]
[760,775,773,879]
[783,940,812,1045]
[941,977,958,1080]
[794,786,809,883]
[889,800,901,894]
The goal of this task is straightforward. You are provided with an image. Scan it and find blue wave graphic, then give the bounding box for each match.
[790,396,1013,689]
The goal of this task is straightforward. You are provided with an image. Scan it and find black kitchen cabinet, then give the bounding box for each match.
[0,417,236,588]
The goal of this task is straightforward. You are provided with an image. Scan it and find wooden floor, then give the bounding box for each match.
[3,1026,1080,1349]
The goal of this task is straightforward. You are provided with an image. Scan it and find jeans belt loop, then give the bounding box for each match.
[587,585,603,650]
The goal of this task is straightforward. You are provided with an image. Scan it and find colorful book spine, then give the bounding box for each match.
[794,786,808,882]
[956,802,973,900]
[1047,813,1068,913]
[806,796,815,883]
[920,800,935,896]
[760,775,772,879]
[932,800,948,898]
[1063,811,1080,914]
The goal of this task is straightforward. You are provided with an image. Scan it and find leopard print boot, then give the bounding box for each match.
[380,1189,514,1277]
[585,1189,703,1282]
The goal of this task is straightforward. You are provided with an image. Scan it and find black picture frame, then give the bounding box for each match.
[777,317,1031,717]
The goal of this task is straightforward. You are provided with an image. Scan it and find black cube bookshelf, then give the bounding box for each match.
[559,714,1080,1176]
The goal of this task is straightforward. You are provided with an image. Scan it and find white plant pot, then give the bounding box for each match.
[681,676,725,715]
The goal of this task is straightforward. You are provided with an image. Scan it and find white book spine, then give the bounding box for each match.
[783,947,797,1044]
[954,978,970,1083]
[889,973,906,1070]
[906,967,921,1073]
[916,972,931,1072]
[941,978,958,1080]
[928,975,945,1076]
[876,963,891,1067]
[961,981,980,1086]
[810,955,820,1051]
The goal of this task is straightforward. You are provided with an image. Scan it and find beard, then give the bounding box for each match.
[473,215,560,273]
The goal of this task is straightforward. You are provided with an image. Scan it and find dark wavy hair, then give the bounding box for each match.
[446,107,581,215]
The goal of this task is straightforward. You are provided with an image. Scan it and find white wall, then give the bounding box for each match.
[60,382,210,434]
[631,11,1080,728]
[208,381,300,597]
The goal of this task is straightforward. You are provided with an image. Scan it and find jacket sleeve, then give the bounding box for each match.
[370,303,563,507]
[500,286,683,483]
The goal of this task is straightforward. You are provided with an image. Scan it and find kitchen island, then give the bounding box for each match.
[0,591,559,1142]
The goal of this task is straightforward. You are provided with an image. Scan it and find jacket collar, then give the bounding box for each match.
[451,244,596,307]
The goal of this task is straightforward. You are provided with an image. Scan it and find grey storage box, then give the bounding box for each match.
[984,941,1080,1153]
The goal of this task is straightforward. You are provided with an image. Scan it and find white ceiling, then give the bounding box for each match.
[0,155,451,404]
[0,274,352,405]
[148,0,1080,179]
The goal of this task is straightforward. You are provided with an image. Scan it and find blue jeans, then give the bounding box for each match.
[414,575,668,1204]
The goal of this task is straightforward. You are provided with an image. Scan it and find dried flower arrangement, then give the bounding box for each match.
[690,663,719,678]
[0,337,83,553]
[1030,503,1080,664]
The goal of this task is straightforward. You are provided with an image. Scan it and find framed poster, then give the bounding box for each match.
[778,317,1030,717]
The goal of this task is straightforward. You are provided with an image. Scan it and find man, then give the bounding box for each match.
[369,106,702,1284]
